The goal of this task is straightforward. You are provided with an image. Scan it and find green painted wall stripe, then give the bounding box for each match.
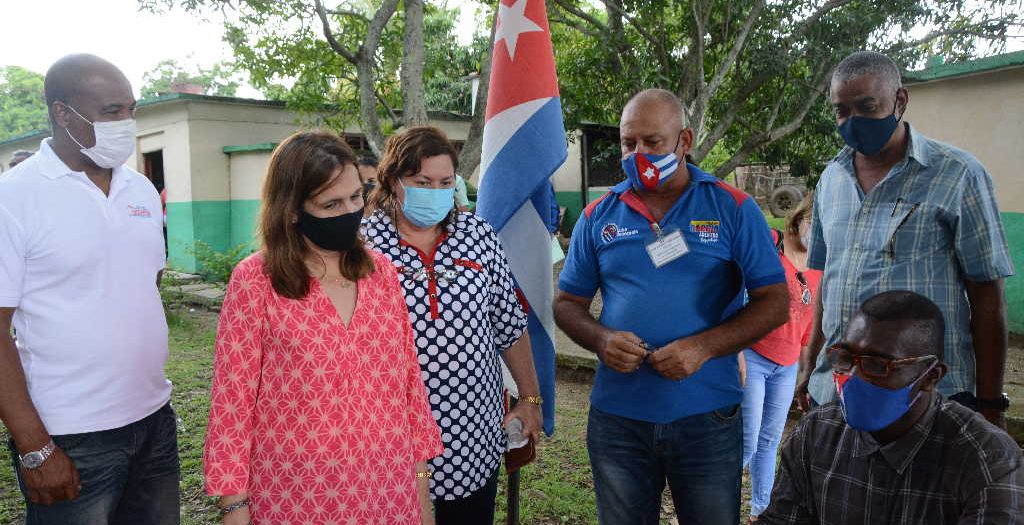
[166,201,232,272]
[223,143,278,154]
[1002,212,1024,333]
[230,199,262,250]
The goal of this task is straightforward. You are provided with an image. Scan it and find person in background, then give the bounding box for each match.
[363,126,542,524]
[358,155,379,196]
[741,192,821,522]
[0,54,178,524]
[203,131,442,525]
[8,150,32,169]
[762,291,1022,524]
[453,174,471,212]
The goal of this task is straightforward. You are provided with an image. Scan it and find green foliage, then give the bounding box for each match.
[549,0,1023,177]
[0,66,48,142]
[190,241,251,284]
[140,58,242,99]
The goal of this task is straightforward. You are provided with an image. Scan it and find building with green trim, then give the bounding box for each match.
[903,51,1024,331]
[0,92,592,273]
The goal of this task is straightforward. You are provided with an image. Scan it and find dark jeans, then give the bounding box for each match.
[587,405,743,525]
[434,468,500,525]
[9,403,180,525]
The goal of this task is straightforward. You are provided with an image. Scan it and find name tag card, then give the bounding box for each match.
[646,229,688,268]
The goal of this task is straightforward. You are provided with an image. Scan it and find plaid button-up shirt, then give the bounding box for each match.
[807,124,1014,403]
[761,396,1024,524]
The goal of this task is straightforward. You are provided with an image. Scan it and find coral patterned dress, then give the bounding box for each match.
[203,251,443,525]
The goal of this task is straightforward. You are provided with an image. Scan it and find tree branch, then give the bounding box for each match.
[702,0,764,107]
[713,65,832,178]
[598,0,670,70]
[326,9,368,22]
[312,0,358,64]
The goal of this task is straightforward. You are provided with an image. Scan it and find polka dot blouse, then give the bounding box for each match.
[362,210,528,501]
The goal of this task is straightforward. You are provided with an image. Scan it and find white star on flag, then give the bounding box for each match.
[643,167,657,180]
[495,0,544,61]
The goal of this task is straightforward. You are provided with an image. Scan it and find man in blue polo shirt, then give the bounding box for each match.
[554,89,789,525]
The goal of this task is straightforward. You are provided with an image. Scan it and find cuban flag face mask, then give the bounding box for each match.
[621,151,680,191]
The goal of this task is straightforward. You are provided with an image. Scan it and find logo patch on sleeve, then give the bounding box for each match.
[601,223,639,244]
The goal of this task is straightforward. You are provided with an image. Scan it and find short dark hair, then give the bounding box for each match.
[832,51,902,93]
[358,156,378,167]
[858,291,945,358]
[368,126,458,217]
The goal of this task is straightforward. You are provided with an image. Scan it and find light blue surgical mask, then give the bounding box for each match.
[402,186,455,227]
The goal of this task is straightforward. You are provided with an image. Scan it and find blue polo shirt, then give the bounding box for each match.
[559,164,785,423]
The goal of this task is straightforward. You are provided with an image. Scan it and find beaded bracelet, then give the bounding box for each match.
[221,498,250,516]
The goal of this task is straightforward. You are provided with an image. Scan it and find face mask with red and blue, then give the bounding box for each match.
[620,136,683,191]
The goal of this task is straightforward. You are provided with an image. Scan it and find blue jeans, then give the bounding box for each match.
[587,405,743,525]
[740,350,798,517]
[9,403,180,525]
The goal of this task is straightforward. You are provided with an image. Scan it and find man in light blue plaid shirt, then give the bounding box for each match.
[796,51,1015,428]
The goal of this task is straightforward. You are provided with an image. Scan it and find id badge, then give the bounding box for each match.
[645,228,688,268]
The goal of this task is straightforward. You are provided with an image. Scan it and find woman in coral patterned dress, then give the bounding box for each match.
[203,131,443,525]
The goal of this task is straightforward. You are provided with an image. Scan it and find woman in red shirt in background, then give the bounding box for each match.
[741,192,821,522]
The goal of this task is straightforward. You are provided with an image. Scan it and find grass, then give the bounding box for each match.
[1,309,754,524]
[764,216,786,230]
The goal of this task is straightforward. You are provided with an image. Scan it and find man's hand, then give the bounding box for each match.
[597,331,647,373]
[794,368,813,413]
[21,446,80,505]
[648,337,711,381]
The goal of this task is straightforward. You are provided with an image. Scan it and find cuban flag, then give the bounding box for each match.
[476,0,567,435]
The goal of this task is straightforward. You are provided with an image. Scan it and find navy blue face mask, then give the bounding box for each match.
[837,98,902,156]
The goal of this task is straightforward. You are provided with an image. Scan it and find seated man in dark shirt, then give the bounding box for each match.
[761,290,1022,524]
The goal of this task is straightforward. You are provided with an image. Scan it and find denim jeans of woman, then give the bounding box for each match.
[741,349,798,517]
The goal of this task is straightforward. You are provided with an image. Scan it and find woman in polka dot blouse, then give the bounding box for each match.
[363,126,544,523]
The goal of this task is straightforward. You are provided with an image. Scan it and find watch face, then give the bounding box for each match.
[21,452,43,469]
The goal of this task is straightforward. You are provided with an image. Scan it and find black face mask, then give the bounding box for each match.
[296,207,364,252]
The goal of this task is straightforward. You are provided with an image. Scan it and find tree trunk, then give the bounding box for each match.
[456,8,497,181]
[357,58,387,157]
[401,0,429,127]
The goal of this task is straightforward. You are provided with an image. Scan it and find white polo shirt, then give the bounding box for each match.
[0,139,171,435]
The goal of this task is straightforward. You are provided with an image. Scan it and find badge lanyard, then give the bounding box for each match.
[620,190,689,268]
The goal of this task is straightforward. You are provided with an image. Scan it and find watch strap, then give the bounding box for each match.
[19,439,56,468]
[975,394,1010,411]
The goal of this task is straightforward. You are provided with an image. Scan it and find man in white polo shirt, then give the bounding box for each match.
[0,54,178,524]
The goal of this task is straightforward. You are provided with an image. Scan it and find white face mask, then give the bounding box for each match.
[64,105,136,169]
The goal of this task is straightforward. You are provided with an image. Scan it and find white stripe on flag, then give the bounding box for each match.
[479,97,553,186]
[496,201,556,345]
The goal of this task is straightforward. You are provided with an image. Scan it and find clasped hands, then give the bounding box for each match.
[597,331,710,381]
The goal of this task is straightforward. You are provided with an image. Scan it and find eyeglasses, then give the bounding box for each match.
[827,347,937,379]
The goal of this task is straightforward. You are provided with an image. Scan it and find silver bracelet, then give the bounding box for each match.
[221,498,250,516]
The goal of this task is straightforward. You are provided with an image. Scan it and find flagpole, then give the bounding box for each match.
[506,398,521,525]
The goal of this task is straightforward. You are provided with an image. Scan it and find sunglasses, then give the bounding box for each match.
[828,346,937,380]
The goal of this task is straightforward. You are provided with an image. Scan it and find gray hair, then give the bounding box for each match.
[624,88,689,129]
[831,51,903,93]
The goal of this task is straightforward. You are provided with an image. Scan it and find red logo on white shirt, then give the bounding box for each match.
[127,205,152,218]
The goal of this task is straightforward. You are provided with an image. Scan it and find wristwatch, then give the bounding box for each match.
[976,393,1011,412]
[19,439,56,469]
